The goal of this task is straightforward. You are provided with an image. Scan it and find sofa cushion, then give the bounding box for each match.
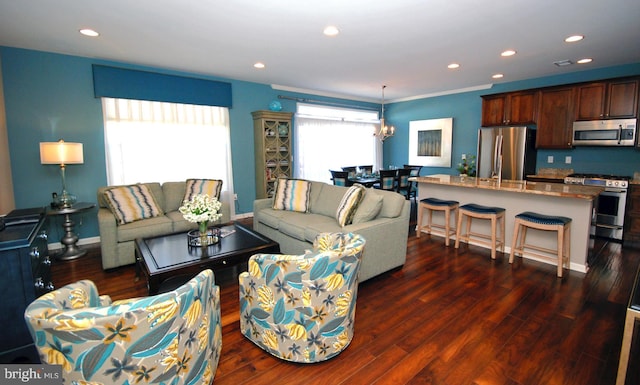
[103,184,164,225]
[183,179,223,202]
[310,183,348,217]
[375,189,406,218]
[165,210,199,233]
[276,213,337,242]
[162,182,187,212]
[336,184,365,227]
[352,189,384,224]
[116,215,174,242]
[255,208,287,230]
[272,178,311,213]
[304,219,344,243]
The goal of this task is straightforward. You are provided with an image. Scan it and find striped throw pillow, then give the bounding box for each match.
[184,179,223,202]
[103,184,164,225]
[272,178,311,213]
[336,184,365,227]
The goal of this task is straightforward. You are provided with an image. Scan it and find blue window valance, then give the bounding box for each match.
[92,65,232,107]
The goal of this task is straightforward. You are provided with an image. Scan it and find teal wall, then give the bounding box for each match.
[0,47,376,241]
[385,63,640,176]
[2,45,640,242]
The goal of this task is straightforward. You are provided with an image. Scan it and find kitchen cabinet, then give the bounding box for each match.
[481,91,538,127]
[575,79,638,120]
[0,208,51,363]
[536,86,575,149]
[624,184,640,248]
[253,110,293,199]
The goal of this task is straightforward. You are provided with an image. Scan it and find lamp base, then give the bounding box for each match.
[59,192,77,208]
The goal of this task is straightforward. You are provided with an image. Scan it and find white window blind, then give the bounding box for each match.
[293,103,381,183]
[102,98,234,215]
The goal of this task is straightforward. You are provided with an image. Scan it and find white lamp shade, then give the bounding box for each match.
[40,140,84,165]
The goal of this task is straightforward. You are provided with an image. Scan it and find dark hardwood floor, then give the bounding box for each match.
[52,216,640,385]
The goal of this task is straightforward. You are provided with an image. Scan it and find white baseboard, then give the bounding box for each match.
[47,236,101,251]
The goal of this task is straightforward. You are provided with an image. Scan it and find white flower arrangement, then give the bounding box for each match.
[179,194,223,224]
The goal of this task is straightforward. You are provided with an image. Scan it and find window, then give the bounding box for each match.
[102,98,234,215]
[293,103,381,183]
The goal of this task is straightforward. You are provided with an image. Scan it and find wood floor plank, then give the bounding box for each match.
[49,216,640,385]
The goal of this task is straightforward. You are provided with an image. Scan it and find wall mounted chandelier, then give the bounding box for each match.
[375,85,395,141]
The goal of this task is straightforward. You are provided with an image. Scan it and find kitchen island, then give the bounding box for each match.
[413,174,603,273]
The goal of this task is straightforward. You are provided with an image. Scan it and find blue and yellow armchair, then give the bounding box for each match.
[24,269,221,385]
[239,232,366,363]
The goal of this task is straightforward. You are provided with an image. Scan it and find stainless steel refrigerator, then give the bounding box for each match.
[476,127,537,181]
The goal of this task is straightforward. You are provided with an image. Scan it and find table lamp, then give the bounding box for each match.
[40,140,84,208]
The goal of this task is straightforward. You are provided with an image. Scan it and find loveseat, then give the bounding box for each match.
[97,181,231,269]
[253,179,410,282]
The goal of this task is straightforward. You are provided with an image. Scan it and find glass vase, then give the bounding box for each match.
[199,221,209,247]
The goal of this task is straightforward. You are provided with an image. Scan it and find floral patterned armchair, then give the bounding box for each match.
[24,269,221,385]
[239,232,366,363]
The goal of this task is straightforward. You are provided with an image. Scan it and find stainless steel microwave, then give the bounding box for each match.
[572,118,636,146]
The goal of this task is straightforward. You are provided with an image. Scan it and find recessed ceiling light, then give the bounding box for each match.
[323,25,340,37]
[79,28,99,37]
[577,58,593,64]
[501,50,516,57]
[492,73,504,79]
[254,62,265,69]
[565,35,584,43]
[447,63,460,69]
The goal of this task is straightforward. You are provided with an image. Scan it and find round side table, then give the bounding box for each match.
[47,202,96,260]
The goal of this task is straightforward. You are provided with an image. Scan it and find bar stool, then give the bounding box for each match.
[417,198,459,246]
[509,211,571,278]
[455,203,505,259]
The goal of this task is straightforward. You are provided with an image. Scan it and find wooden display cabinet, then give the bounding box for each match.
[253,111,293,199]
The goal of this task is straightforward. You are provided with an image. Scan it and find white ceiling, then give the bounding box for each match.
[1,0,639,102]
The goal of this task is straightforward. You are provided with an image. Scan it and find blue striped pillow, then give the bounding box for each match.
[272,178,311,212]
[103,184,164,225]
[184,179,223,202]
[336,184,365,227]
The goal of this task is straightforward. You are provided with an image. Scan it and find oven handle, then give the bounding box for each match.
[602,188,627,194]
[618,124,623,145]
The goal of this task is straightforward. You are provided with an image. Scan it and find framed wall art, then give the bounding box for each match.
[408,117,453,167]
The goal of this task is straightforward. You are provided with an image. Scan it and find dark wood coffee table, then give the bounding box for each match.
[135,222,279,294]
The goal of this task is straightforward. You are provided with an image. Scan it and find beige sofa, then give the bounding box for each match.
[253,180,410,282]
[97,181,230,269]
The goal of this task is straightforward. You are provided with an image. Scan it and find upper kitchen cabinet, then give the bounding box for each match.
[575,79,638,120]
[481,91,539,127]
[536,86,575,149]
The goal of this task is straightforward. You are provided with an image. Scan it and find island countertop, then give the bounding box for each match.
[412,174,603,200]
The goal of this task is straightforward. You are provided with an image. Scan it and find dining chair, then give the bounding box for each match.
[358,165,373,175]
[404,165,423,200]
[341,166,358,179]
[403,164,423,177]
[330,170,353,186]
[396,168,413,199]
[376,169,398,191]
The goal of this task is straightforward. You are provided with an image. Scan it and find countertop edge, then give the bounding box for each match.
[412,175,603,200]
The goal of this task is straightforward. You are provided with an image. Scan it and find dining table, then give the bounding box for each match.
[349,176,380,188]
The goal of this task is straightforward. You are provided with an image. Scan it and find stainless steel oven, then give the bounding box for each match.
[564,174,630,241]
